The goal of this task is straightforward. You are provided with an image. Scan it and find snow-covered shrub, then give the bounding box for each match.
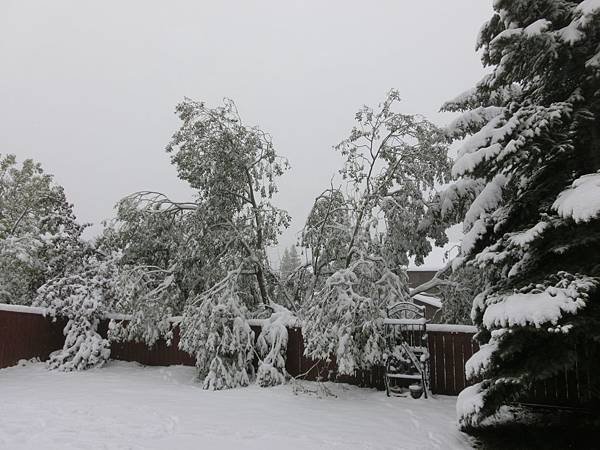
[303,257,408,375]
[179,271,255,390]
[255,304,298,386]
[34,254,119,371]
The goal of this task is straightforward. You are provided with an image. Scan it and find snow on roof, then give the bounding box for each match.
[412,294,442,309]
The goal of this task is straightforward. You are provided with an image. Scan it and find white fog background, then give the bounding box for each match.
[1,0,493,268]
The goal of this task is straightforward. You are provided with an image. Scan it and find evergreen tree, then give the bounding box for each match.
[279,245,301,280]
[440,1,600,428]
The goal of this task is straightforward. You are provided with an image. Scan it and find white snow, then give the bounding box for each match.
[413,293,443,309]
[452,114,518,177]
[465,341,497,380]
[579,0,600,14]
[456,382,485,429]
[556,0,600,44]
[552,171,600,223]
[0,303,179,325]
[383,318,427,326]
[427,324,477,333]
[464,174,508,229]
[507,221,549,247]
[482,286,587,329]
[105,311,133,321]
[247,318,268,327]
[446,106,505,138]
[523,19,551,36]
[0,303,47,315]
[578,0,600,23]
[256,305,298,386]
[0,361,473,450]
[461,217,488,255]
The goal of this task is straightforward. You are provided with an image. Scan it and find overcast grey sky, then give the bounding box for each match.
[1,0,492,267]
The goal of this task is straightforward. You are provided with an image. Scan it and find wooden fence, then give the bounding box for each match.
[0,306,475,395]
[96,321,196,367]
[282,324,479,395]
[0,305,594,404]
[428,324,479,395]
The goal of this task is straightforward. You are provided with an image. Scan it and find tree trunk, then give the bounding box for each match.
[245,169,271,305]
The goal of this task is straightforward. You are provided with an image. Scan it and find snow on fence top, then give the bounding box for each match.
[0,303,48,316]
[383,318,427,325]
[247,318,268,327]
[427,324,477,333]
[0,304,185,324]
[0,303,477,333]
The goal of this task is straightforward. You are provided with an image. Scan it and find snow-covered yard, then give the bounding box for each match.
[0,361,473,449]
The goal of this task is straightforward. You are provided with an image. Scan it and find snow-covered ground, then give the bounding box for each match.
[0,361,473,450]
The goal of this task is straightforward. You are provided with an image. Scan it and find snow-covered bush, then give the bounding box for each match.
[179,271,255,390]
[256,304,297,386]
[34,254,119,371]
[303,257,408,375]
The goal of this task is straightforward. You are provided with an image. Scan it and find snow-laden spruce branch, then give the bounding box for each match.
[441,1,600,429]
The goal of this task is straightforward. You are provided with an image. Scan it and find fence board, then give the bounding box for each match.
[0,310,66,369]
[434,333,447,393]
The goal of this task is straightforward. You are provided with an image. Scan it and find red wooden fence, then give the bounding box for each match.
[427,325,479,395]
[96,321,196,366]
[281,325,480,395]
[1,307,474,395]
[0,305,594,405]
[0,306,66,368]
